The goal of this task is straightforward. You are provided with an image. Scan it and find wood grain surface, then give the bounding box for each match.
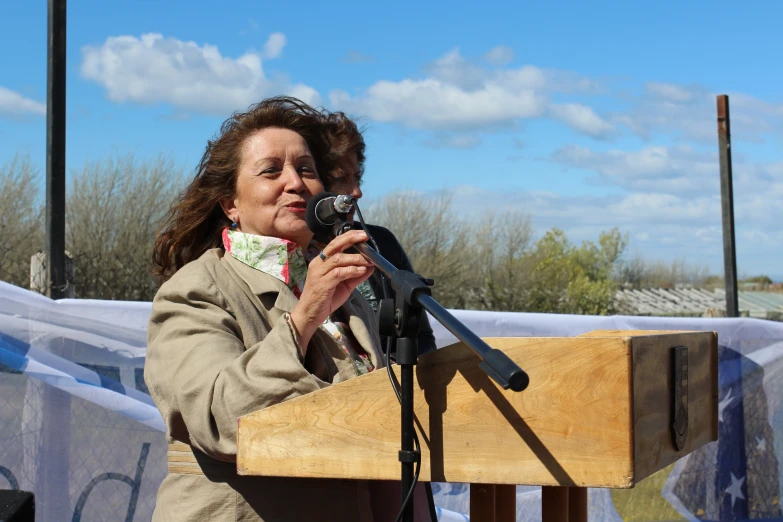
[236,333,717,488]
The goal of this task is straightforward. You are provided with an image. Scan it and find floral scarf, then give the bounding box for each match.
[223,228,375,375]
[222,228,307,298]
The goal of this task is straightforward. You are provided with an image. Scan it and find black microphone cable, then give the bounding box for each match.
[353,200,422,522]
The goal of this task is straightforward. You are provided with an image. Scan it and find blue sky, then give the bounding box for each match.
[1,0,782,279]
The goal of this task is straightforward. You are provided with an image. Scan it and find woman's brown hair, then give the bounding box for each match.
[320,111,366,187]
[152,96,333,281]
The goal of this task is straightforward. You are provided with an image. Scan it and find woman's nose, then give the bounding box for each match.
[283,166,305,192]
[350,181,363,199]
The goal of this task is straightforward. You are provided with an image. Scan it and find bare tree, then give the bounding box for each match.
[0,151,718,311]
[364,189,474,308]
[0,153,44,288]
[366,191,627,314]
[66,153,185,300]
[469,209,534,311]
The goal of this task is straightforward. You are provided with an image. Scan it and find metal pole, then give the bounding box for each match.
[398,338,416,522]
[43,7,72,519]
[716,95,739,318]
[46,0,67,299]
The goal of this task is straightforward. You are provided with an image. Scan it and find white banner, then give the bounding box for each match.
[2,280,782,521]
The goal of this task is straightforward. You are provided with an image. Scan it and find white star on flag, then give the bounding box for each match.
[718,388,734,423]
[725,472,746,508]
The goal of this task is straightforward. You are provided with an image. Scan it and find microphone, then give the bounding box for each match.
[305,192,355,242]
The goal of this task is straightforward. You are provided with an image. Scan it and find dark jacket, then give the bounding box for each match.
[354,223,437,357]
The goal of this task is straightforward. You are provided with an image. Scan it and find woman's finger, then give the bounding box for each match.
[330,268,376,302]
[341,266,375,288]
[320,230,369,257]
[329,265,372,281]
[320,252,372,268]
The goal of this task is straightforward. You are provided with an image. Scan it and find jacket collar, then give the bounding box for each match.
[222,252,384,369]
[224,253,299,312]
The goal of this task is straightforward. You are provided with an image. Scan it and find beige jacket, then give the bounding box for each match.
[145,248,431,521]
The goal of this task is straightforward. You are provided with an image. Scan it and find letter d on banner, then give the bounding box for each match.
[72,443,150,522]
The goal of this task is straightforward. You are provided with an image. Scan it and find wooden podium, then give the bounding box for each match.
[236,330,718,522]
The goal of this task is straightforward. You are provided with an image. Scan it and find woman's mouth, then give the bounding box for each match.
[286,202,307,214]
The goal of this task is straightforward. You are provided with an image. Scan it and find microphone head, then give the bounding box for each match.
[333,195,355,214]
[306,192,339,243]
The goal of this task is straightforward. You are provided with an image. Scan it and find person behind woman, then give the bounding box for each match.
[319,111,437,357]
[146,96,431,521]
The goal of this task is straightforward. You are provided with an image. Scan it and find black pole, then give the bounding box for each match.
[46,0,67,299]
[717,95,739,318]
[397,338,417,522]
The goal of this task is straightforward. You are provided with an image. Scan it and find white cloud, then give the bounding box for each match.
[614,82,783,143]
[549,143,783,231]
[741,229,774,246]
[396,184,781,273]
[425,48,487,90]
[330,50,781,272]
[263,32,286,59]
[0,86,46,118]
[551,144,719,193]
[645,82,696,103]
[330,79,546,130]
[437,186,727,256]
[549,103,615,139]
[483,45,514,66]
[427,185,720,229]
[329,50,779,148]
[80,33,319,115]
[329,48,604,134]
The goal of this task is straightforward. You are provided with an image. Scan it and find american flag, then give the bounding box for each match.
[671,344,782,521]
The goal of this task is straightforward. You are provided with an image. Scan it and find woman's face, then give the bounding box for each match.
[328,152,363,222]
[329,152,363,200]
[222,127,324,246]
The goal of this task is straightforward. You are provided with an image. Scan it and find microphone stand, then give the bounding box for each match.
[348,241,530,522]
[306,191,529,522]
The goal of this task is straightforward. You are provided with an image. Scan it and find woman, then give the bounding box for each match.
[319,110,437,357]
[145,97,431,521]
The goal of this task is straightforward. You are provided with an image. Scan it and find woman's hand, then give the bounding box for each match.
[289,230,375,348]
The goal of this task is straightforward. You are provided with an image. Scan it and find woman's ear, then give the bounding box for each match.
[219,197,238,223]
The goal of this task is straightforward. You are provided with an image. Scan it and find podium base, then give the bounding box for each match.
[541,486,587,522]
[470,484,515,521]
[469,485,588,522]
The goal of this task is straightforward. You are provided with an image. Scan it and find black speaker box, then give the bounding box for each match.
[0,490,35,521]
